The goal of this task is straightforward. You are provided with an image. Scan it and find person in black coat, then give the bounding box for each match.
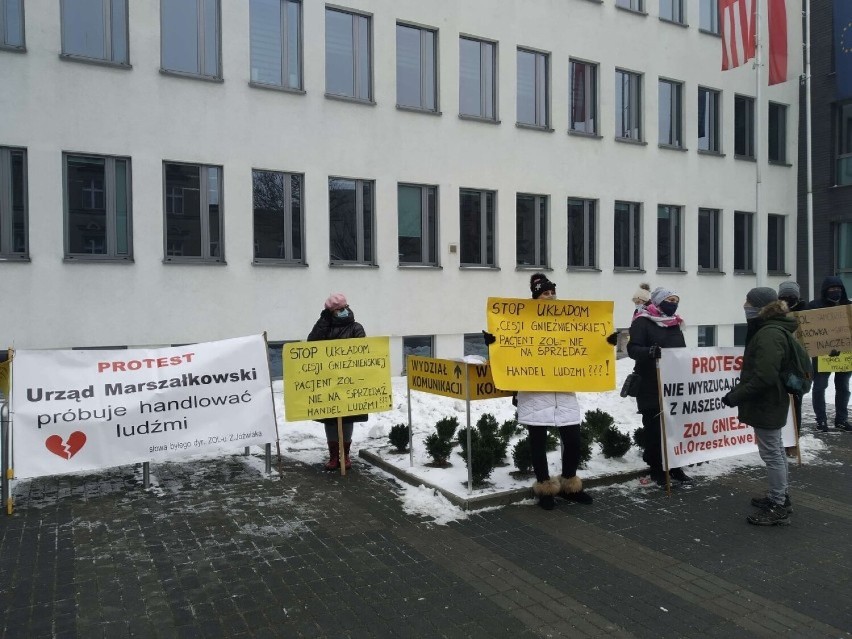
[627,287,691,486]
[307,293,368,470]
[806,276,852,432]
[777,281,807,438]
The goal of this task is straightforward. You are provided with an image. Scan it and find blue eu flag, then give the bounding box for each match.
[836,0,852,99]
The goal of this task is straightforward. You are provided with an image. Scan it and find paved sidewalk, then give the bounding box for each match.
[1,431,850,638]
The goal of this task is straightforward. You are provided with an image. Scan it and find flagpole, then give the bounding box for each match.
[755,0,765,288]
[804,0,814,299]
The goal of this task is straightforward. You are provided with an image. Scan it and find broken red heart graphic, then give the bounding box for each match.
[45,432,87,459]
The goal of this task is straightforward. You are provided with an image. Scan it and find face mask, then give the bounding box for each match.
[827,291,842,303]
[744,305,760,320]
[658,301,678,317]
[335,308,350,319]
[779,296,798,308]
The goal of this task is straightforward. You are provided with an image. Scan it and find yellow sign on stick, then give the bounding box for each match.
[283,337,392,421]
[817,352,852,373]
[486,297,615,392]
[407,356,511,401]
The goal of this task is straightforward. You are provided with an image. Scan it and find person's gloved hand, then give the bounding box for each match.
[482,330,496,346]
[606,332,618,346]
[649,345,662,359]
[830,349,841,357]
[721,393,734,407]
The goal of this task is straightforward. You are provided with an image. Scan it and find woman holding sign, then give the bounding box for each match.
[307,293,367,470]
[627,287,691,487]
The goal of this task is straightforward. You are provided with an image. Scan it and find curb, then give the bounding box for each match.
[359,449,648,511]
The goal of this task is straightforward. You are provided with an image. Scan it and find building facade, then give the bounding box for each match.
[0,0,802,372]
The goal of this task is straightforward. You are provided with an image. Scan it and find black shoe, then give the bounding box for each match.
[816,420,829,432]
[560,490,593,505]
[835,421,852,432]
[537,495,555,510]
[648,469,667,487]
[747,503,791,526]
[669,468,694,483]
[751,494,793,514]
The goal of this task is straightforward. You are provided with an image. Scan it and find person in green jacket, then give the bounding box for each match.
[722,287,794,526]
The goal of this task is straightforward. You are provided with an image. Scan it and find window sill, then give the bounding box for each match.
[615,6,647,17]
[567,129,602,139]
[0,255,30,262]
[698,149,725,157]
[734,154,756,162]
[615,137,647,146]
[828,183,852,190]
[398,264,442,269]
[566,266,602,273]
[252,260,309,267]
[614,267,646,273]
[768,271,792,277]
[329,262,379,268]
[159,68,223,83]
[396,104,441,116]
[516,122,554,132]
[459,114,500,125]
[0,44,26,53]
[163,258,227,265]
[768,160,792,167]
[64,256,134,263]
[656,268,688,274]
[699,28,722,38]
[659,17,688,28]
[734,270,756,276]
[516,265,552,271]
[249,81,305,95]
[460,265,500,270]
[60,53,131,70]
[697,269,726,276]
[658,143,687,152]
[325,92,375,106]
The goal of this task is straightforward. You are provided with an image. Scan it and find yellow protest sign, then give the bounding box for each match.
[486,297,615,392]
[792,306,852,357]
[283,337,391,421]
[817,352,852,373]
[0,358,9,398]
[407,356,512,401]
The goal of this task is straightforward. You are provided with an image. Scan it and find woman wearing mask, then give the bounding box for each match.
[627,287,691,486]
[307,293,367,470]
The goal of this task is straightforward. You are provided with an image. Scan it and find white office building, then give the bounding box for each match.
[0,0,802,373]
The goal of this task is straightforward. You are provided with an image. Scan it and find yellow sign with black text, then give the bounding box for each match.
[283,337,392,421]
[817,352,852,373]
[407,356,511,401]
[486,297,615,392]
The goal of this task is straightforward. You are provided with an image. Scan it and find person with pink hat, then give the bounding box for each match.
[307,293,367,470]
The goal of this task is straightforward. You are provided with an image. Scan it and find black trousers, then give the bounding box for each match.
[641,410,664,472]
[527,425,581,484]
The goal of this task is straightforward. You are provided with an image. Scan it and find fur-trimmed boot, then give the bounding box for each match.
[532,477,561,510]
[325,441,340,471]
[343,441,353,470]
[557,475,593,505]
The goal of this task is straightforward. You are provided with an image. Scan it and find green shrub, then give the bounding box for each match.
[582,408,615,442]
[600,425,631,459]
[632,425,646,449]
[499,418,521,441]
[457,427,480,459]
[424,432,453,465]
[512,436,533,474]
[476,413,499,439]
[470,438,498,485]
[435,416,459,442]
[578,425,594,469]
[388,423,410,452]
[545,428,560,451]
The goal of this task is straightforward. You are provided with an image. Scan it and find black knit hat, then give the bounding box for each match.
[530,273,556,299]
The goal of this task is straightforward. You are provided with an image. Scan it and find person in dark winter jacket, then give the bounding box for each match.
[307,293,367,470]
[806,276,852,432]
[722,287,794,526]
[627,286,691,486]
[777,281,807,439]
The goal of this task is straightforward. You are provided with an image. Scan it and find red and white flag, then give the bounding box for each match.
[767,0,788,85]
[721,0,756,72]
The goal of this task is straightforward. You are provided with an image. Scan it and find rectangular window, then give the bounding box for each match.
[733,210,754,272]
[329,178,374,264]
[768,102,787,163]
[733,323,747,346]
[396,22,437,111]
[767,214,785,273]
[698,86,721,152]
[616,0,644,11]
[163,162,223,262]
[699,0,719,33]
[61,0,128,64]
[697,325,716,347]
[615,69,642,140]
[516,193,548,267]
[0,0,25,49]
[252,169,303,264]
[734,94,755,159]
[569,59,598,134]
[697,208,721,271]
[464,333,489,359]
[402,335,433,374]
[657,205,682,270]
[460,188,496,267]
[567,198,597,268]
[658,79,683,147]
[660,0,685,23]
[0,147,27,258]
[836,103,852,185]
[614,201,641,269]
[161,0,221,78]
[459,36,497,120]
[836,222,852,292]
[517,48,549,127]
[249,0,302,89]
[398,183,438,265]
[325,7,371,101]
[64,153,132,260]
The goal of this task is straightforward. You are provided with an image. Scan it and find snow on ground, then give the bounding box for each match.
[274,357,832,525]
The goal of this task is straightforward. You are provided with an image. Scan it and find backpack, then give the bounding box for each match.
[765,325,813,395]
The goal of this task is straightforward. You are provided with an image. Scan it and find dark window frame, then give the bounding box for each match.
[459,188,497,268]
[733,210,754,273]
[697,207,721,272]
[160,0,223,80]
[162,161,225,264]
[398,182,439,266]
[0,146,28,259]
[252,168,305,265]
[395,21,438,112]
[328,176,376,266]
[249,0,303,91]
[60,0,130,66]
[567,197,597,269]
[614,200,642,270]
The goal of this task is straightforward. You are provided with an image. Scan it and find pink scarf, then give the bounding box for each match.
[632,303,684,328]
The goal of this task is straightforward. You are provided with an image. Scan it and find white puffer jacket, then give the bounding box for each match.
[516,391,582,427]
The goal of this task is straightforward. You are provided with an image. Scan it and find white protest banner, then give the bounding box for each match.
[658,347,797,468]
[12,335,277,479]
